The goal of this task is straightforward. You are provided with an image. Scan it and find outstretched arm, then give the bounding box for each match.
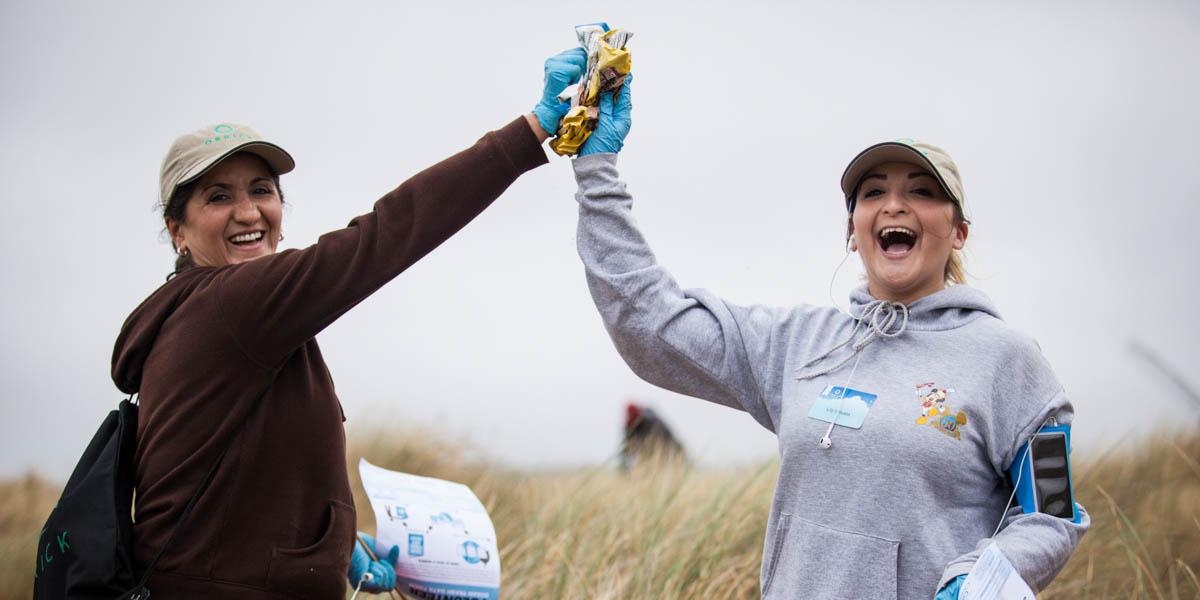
[217,49,590,368]
[574,80,791,432]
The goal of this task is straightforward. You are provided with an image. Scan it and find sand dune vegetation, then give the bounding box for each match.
[2,429,1197,599]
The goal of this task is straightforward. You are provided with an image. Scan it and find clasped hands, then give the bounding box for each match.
[532,48,632,156]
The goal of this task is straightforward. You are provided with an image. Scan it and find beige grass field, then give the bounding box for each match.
[2,429,1197,599]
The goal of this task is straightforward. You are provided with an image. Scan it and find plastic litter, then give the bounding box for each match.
[550,23,633,156]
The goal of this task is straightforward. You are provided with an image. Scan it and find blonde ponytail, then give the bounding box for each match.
[945,250,967,285]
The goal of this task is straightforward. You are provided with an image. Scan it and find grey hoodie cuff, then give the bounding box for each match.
[571,153,620,188]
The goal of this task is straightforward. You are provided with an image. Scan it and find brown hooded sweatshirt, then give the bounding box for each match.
[111,117,547,598]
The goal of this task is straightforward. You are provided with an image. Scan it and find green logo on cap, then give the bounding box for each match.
[202,124,253,145]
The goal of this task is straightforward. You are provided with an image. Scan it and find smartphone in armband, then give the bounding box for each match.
[1008,424,1081,523]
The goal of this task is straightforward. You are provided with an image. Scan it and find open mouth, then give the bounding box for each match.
[227,230,265,247]
[878,226,918,257]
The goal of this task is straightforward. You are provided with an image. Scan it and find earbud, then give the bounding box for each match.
[818,436,832,449]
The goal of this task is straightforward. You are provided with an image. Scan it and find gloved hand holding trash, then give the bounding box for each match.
[532,48,588,137]
[548,22,633,156]
[579,74,632,156]
[347,532,400,594]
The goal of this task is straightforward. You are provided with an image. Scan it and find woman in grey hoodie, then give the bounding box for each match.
[570,81,1088,599]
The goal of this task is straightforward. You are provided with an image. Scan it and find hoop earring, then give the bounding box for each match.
[278,233,285,242]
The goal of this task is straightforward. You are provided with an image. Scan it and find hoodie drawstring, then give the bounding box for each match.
[795,299,909,450]
[794,299,909,381]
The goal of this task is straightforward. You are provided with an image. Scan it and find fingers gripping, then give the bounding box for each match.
[615,74,633,119]
[536,48,590,136]
[544,48,587,91]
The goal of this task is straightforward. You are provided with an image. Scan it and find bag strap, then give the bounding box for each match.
[128,392,263,594]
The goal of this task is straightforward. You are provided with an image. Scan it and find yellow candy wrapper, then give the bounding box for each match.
[583,31,632,105]
[550,26,633,157]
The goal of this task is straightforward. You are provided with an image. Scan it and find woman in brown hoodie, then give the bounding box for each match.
[110,48,587,598]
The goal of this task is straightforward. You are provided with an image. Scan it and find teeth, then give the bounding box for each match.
[879,227,916,238]
[229,231,264,243]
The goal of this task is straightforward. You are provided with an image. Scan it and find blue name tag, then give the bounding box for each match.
[808,385,878,429]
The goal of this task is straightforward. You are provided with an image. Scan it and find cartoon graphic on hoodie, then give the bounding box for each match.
[571,154,1089,600]
[915,383,968,439]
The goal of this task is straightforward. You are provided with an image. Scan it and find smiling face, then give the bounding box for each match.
[166,153,282,268]
[850,161,968,304]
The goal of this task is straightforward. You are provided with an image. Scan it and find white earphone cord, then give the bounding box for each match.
[827,245,855,318]
[815,294,872,447]
[992,423,1047,537]
[349,572,373,600]
[805,301,908,449]
[820,349,867,446]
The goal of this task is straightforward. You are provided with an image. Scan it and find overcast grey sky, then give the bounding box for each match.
[3,0,1198,479]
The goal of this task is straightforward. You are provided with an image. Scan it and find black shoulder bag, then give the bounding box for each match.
[33,395,247,599]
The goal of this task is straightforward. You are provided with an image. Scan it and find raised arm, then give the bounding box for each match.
[574,80,795,432]
[218,50,590,368]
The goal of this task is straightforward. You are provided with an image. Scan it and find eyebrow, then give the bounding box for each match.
[201,177,274,192]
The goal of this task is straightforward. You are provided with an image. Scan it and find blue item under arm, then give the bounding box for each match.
[347,533,400,593]
[934,575,964,600]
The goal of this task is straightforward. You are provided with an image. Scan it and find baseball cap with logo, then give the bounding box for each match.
[159,123,295,207]
[839,139,966,219]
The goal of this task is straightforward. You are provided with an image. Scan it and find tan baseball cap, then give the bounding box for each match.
[159,122,295,207]
[840,139,966,217]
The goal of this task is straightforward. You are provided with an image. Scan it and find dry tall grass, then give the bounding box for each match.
[347,436,773,599]
[2,430,1197,599]
[1038,432,1200,599]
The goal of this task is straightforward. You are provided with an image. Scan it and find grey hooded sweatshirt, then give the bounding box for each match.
[573,154,1089,600]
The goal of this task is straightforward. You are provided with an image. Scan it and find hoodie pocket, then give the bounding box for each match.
[761,513,898,600]
[267,500,355,599]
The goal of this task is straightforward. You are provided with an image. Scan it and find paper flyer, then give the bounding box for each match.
[960,543,1035,600]
[358,459,501,600]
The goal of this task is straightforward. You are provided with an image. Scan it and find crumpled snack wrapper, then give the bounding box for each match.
[550,25,633,156]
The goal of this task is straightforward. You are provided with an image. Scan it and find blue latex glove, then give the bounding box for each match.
[532,48,588,136]
[934,574,965,600]
[578,74,633,156]
[347,532,399,593]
